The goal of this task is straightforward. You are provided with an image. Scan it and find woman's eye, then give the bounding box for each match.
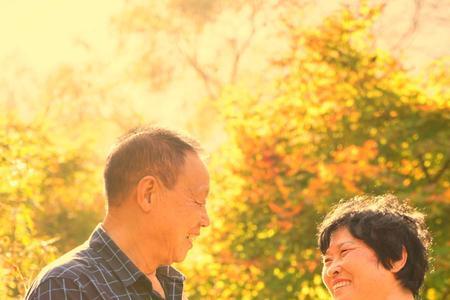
[341,249,351,256]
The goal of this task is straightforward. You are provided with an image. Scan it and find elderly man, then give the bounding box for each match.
[26,127,210,300]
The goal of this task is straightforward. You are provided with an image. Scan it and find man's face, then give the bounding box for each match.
[154,152,210,264]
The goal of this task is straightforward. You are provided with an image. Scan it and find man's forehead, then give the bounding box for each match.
[183,152,208,170]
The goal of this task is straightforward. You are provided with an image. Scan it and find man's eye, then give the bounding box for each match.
[323,258,332,265]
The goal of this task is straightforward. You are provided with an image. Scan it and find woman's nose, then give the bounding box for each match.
[326,261,342,277]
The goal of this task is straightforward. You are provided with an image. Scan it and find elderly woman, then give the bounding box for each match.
[317,194,431,300]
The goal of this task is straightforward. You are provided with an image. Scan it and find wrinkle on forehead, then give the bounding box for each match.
[177,153,209,186]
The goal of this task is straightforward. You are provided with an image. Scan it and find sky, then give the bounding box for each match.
[0,0,448,156]
[0,0,448,126]
[0,0,122,75]
[1,0,448,76]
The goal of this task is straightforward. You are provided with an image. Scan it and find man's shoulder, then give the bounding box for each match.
[25,242,105,299]
[29,241,104,291]
[39,242,98,280]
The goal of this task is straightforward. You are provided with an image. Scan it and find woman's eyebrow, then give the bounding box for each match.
[325,241,355,255]
[337,241,355,248]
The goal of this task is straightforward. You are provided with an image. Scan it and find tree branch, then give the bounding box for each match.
[417,154,449,184]
[229,1,261,84]
[418,153,432,182]
[431,158,450,183]
[392,0,422,50]
[175,42,221,99]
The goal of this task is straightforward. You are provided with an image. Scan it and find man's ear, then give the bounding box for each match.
[391,246,408,273]
[136,175,158,212]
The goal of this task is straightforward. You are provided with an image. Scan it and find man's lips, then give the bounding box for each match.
[186,233,199,242]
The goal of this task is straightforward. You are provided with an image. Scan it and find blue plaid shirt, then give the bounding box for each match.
[25,224,186,300]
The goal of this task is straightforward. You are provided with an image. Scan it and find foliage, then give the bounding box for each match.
[180,3,450,300]
[1,1,449,300]
[0,118,102,298]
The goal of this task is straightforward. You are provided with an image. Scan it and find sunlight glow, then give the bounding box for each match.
[0,0,121,75]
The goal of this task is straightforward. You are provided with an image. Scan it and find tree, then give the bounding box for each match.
[179,3,449,299]
[0,117,102,298]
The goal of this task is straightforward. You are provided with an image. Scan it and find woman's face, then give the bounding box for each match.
[321,227,398,300]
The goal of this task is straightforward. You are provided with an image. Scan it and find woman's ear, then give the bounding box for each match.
[136,175,157,212]
[391,246,408,273]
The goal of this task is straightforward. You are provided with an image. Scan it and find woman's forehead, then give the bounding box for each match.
[328,227,357,247]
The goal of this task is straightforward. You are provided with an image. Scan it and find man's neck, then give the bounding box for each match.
[146,272,166,299]
[102,212,161,275]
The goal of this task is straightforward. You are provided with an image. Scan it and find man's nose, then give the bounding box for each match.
[200,207,210,227]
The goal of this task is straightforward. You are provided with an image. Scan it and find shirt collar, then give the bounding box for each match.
[89,224,185,288]
[156,265,186,283]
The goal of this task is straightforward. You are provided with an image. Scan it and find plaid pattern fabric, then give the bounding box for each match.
[25,224,186,300]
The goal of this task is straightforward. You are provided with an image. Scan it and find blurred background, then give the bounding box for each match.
[0,0,449,299]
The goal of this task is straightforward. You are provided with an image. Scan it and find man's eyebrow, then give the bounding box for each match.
[188,185,209,197]
[197,185,209,195]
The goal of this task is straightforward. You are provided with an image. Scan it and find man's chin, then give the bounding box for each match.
[171,255,186,264]
[170,249,189,264]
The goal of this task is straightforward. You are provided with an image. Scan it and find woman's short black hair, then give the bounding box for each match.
[317,194,431,296]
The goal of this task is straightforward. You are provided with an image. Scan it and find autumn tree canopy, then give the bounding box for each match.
[179,3,449,299]
[0,1,448,300]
